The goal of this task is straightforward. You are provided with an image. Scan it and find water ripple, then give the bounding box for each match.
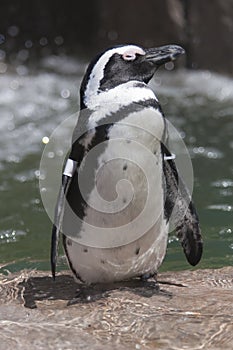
[190,146,224,159]
[219,228,232,236]
[211,179,233,188]
[207,204,233,212]
[0,229,26,244]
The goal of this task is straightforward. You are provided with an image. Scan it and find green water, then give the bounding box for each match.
[0,59,232,275]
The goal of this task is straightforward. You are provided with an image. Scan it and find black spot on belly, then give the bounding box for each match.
[67,239,72,246]
[83,248,88,253]
[123,164,127,171]
[135,247,140,255]
[123,197,127,204]
[100,259,106,264]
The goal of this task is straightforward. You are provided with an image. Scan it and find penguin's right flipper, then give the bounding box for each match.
[51,159,77,280]
[162,145,203,266]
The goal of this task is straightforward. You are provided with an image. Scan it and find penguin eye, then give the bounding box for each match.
[122,52,137,61]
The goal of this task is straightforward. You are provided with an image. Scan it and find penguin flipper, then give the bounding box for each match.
[175,200,203,266]
[162,145,203,266]
[51,174,72,280]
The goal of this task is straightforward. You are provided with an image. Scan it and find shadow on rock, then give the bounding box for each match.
[17,274,180,309]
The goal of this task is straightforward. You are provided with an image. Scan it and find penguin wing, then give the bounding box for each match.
[162,145,203,266]
[51,173,73,279]
[51,130,84,279]
[51,115,111,279]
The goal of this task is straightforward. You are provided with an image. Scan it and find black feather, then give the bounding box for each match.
[162,144,203,266]
[50,174,71,280]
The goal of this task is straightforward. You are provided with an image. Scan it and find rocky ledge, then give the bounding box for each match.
[0,267,233,349]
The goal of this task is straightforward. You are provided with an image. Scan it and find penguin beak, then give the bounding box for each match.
[145,45,185,66]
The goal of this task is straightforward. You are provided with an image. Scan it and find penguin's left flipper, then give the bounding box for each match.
[162,145,203,266]
[175,200,203,266]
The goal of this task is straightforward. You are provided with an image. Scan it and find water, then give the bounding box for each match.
[0,56,233,275]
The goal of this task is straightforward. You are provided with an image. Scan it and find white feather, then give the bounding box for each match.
[84,45,145,107]
[65,106,168,283]
[87,81,158,129]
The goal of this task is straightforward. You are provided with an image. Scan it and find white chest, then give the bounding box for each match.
[63,106,168,283]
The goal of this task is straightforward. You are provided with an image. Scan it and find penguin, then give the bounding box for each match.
[51,44,203,284]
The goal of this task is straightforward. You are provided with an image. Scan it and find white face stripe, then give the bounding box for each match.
[84,45,145,105]
[87,81,158,128]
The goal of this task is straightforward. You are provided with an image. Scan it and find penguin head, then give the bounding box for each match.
[80,44,185,108]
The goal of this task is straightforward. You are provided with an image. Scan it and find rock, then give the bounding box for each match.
[2,0,233,75]
[96,0,185,49]
[0,267,233,349]
[186,0,233,74]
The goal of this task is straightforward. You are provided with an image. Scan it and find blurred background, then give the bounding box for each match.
[0,0,233,274]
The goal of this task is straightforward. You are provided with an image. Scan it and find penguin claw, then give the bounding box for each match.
[140,272,158,282]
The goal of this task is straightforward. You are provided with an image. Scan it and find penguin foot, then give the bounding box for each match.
[140,272,158,283]
[67,285,110,306]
